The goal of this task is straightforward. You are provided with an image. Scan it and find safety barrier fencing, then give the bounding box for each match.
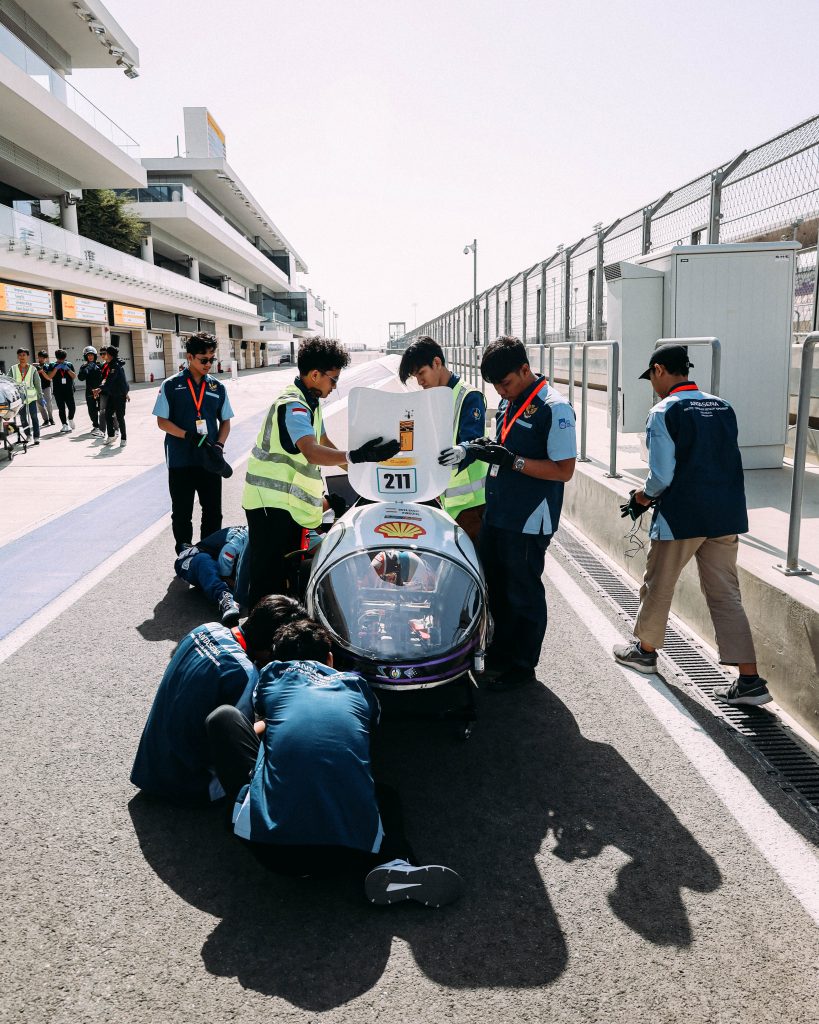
[776,331,819,576]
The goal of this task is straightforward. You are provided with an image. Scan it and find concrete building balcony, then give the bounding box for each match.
[0,206,259,325]
[0,21,144,189]
[121,184,291,293]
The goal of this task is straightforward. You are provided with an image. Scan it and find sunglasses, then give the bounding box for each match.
[321,371,340,388]
[195,356,215,365]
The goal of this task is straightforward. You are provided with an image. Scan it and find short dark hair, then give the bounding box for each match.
[16,348,28,355]
[186,333,217,357]
[270,618,332,663]
[55,349,67,360]
[398,336,445,384]
[37,351,48,358]
[297,337,350,375]
[242,594,307,652]
[480,336,529,384]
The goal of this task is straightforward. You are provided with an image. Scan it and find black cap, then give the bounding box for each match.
[639,344,693,380]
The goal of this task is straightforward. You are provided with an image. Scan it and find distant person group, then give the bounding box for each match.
[10,344,129,447]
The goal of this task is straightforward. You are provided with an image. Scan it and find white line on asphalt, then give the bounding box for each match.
[0,448,253,667]
[544,552,819,928]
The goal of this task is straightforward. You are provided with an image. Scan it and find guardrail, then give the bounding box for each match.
[776,331,818,577]
[654,337,721,395]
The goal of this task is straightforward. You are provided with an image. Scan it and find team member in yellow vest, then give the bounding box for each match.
[243,337,400,607]
[11,348,44,445]
[398,337,487,541]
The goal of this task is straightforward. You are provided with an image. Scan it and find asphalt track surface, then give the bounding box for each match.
[2,384,819,1022]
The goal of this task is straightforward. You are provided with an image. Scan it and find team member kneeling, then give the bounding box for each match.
[130,595,305,803]
[207,619,464,908]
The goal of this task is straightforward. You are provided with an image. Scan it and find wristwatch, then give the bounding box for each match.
[513,456,526,473]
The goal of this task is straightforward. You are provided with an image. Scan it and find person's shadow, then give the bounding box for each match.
[136,578,213,642]
[129,683,720,1009]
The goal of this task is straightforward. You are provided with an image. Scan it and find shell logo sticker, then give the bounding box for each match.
[374,521,427,540]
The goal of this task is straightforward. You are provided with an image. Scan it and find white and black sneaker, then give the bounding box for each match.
[60,423,71,434]
[364,859,464,908]
[102,435,115,446]
[68,419,75,432]
[612,641,658,674]
[714,676,772,707]
[91,427,104,437]
[218,592,240,627]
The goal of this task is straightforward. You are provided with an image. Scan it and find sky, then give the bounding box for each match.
[74,0,818,347]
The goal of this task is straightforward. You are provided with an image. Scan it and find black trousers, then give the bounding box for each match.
[85,394,99,429]
[168,466,223,551]
[53,387,76,425]
[245,506,304,608]
[105,396,127,440]
[479,522,552,672]
[206,705,414,876]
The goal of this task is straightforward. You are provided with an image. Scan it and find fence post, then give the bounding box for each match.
[709,151,747,243]
[642,192,672,255]
[522,272,528,345]
[595,219,620,339]
[579,345,590,461]
[607,342,621,478]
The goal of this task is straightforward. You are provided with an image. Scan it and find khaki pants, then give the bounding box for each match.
[634,535,756,665]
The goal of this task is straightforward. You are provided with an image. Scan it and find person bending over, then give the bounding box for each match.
[130,594,305,803]
[206,619,464,908]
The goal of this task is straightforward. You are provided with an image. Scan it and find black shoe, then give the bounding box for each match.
[714,676,772,707]
[218,592,240,627]
[612,641,658,674]
[488,668,539,692]
[364,859,464,907]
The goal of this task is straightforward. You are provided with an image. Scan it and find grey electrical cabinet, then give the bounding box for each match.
[606,242,799,469]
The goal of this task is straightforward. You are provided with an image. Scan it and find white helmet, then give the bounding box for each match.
[82,346,98,358]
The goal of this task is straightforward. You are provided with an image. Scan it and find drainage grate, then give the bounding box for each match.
[553,526,819,820]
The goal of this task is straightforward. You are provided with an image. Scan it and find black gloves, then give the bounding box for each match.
[326,492,349,519]
[184,430,232,477]
[184,429,207,447]
[620,490,652,521]
[348,436,401,464]
[468,438,515,469]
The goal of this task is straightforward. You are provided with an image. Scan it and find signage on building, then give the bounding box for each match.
[148,335,165,362]
[57,292,107,325]
[0,281,53,318]
[148,309,176,333]
[207,112,226,158]
[110,303,147,330]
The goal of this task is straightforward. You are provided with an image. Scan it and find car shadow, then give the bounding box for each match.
[136,577,213,642]
[129,683,720,1009]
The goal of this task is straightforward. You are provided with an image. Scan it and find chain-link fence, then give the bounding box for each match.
[394,115,819,351]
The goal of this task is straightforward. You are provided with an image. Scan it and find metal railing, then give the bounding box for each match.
[776,331,818,576]
[654,337,721,395]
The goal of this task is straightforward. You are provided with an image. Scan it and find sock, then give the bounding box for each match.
[636,643,654,657]
[738,673,759,683]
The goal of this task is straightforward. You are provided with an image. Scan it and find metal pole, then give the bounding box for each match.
[812,248,819,333]
[608,342,621,478]
[776,333,817,576]
[654,337,720,395]
[709,151,747,243]
[473,239,477,346]
[568,342,575,407]
[579,345,589,461]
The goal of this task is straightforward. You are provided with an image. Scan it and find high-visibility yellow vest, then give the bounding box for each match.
[441,379,487,518]
[12,364,37,404]
[242,384,325,528]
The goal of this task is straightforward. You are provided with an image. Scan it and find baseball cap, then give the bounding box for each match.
[639,344,693,380]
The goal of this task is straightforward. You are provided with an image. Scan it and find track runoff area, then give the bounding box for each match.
[1,357,818,1023]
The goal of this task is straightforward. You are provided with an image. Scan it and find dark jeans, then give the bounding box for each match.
[479,522,552,672]
[168,466,223,551]
[19,400,40,440]
[98,393,118,432]
[206,705,414,876]
[85,394,99,429]
[54,387,76,426]
[174,550,229,605]
[245,506,304,608]
[105,396,127,440]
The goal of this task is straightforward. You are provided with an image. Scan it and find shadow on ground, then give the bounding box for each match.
[136,578,213,642]
[129,683,720,1010]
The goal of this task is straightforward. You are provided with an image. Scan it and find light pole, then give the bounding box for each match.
[463,238,477,345]
[333,312,339,339]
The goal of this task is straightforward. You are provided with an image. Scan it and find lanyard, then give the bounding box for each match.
[187,377,206,416]
[500,379,548,444]
[667,382,698,395]
[231,627,247,651]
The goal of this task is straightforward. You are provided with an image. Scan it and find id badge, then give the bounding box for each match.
[61,377,67,385]
[489,464,500,477]
[195,418,207,435]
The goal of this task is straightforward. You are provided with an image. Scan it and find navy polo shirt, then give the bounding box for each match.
[484,376,577,535]
[152,369,234,469]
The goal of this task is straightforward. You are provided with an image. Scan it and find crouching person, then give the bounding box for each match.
[130,595,306,803]
[206,619,464,908]
[174,525,249,627]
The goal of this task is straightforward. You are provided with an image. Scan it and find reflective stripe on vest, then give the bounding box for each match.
[242,384,324,527]
[441,379,487,518]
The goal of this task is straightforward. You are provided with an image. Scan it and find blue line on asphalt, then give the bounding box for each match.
[0,415,262,642]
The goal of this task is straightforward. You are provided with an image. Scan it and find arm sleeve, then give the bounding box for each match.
[220,390,235,420]
[78,364,87,381]
[545,404,577,460]
[152,381,170,418]
[283,402,316,445]
[456,392,487,469]
[643,408,676,497]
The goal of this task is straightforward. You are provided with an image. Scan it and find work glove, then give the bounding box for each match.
[348,436,401,464]
[184,429,208,447]
[467,439,515,469]
[326,492,349,519]
[438,444,467,467]
[620,490,652,521]
[203,440,233,479]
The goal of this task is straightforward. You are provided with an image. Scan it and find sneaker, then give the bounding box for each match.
[91,428,104,437]
[364,859,464,908]
[114,428,120,437]
[612,641,658,674]
[218,592,240,627]
[488,668,539,692]
[119,439,127,448]
[714,676,772,707]
[103,435,115,446]
[68,419,75,431]
[60,424,71,434]
[33,439,40,446]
